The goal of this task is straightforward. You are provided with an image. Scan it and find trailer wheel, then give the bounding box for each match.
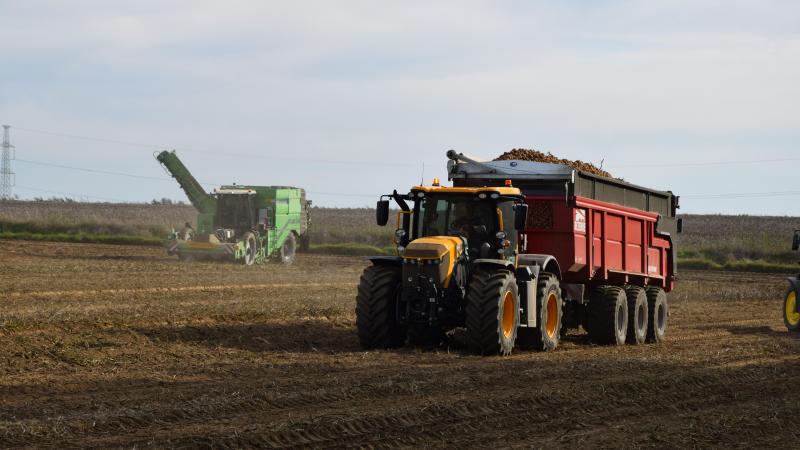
[243,232,257,266]
[784,288,800,332]
[645,287,668,343]
[356,265,406,349]
[587,286,628,345]
[465,269,519,356]
[518,272,562,351]
[280,233,297,265]
[624,286,648,345]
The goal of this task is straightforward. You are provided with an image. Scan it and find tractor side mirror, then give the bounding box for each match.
[793,230,800,251]
[677,218,683,234]
[514,203,528,231]
[376,200,390,226]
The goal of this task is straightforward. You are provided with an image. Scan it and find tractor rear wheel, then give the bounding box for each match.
[465,269,519,356]
[784,287,800,332]
[645,287,668,343]
[243,232,257,266]
[587,286,628,345]
[624,286,648,344]
[280,233,297,265]
[517,272,562,351]
[356,265,406,349]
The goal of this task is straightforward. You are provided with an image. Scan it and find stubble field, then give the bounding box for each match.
[1,240,800,448]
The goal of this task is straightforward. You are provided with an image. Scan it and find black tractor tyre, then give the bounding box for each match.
[587,286,628,345]
[783,287,800,332]
[517,273,562,351]
[645,287,668,343]
[465,269,519,356]
[624,286,648,345]
[242,232,257,266]
[355,265,407,350]
[280,233,297,265]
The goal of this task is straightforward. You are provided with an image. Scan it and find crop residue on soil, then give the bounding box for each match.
[495,148,614,178]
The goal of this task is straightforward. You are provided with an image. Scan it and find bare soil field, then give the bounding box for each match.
[2,240,799,448]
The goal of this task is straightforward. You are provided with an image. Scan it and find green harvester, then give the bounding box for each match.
[156,150,310,265]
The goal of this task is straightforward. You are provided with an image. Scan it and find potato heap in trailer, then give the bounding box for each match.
[357,150,680,355]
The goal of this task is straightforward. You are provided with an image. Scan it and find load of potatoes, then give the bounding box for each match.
[495,148,614,179]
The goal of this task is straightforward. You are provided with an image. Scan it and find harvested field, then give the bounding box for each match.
[2,240,800,448]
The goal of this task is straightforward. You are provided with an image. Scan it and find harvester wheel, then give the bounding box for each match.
[645,287,668,343]
[243,232,257,266]
[624,286,648,345]
[517,272,562,351]
[356,265,406,349]
[280,233,297,265]
[465,269,519,356]
[784,287,800,332]
[587,286,628,345]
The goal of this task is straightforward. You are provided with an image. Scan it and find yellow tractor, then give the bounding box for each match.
[354,180,564,356]
[784,229,800,331]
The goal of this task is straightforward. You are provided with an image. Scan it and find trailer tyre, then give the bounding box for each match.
[465,269,519,356]
[243,232,257,266]
[280,233,297,265]
[517,273,562,351]
[356,265,406,349]
[784,287,800,332]
[624,286,648,345]
[587,286,628,345]
[645,287,668,343]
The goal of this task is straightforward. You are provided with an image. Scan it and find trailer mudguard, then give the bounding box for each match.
[518,254,562,280]
[367,256,403,266]
[788,276,800,313]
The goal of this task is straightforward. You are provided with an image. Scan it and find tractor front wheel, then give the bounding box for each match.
[356,265,406,349]
[465,269,519,356]
[783,287,800,332]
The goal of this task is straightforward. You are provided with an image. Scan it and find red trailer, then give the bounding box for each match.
[448,151,681,345]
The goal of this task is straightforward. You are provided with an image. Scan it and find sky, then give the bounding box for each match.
[1,0,798,214]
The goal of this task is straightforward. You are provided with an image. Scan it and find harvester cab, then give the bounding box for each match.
[784,229,800,332]
[360,181,538,355]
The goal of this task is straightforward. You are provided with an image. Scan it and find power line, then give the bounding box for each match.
[14,157,380,199]
[14,185,129,202]
[12,125,426,168]
[682,190,800,200]
[610,157,800,168]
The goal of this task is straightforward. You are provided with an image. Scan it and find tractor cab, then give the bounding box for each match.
[406,185,525,265]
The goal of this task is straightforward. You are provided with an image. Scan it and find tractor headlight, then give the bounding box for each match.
[490,193,499,199]
[478,193,487,199]
[395,228,406,239]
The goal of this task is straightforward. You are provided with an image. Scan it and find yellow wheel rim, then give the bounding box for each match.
[546,292,558,338]
[502,290,515,338]
[786,291,800,326]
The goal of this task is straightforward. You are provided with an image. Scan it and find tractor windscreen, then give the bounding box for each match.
[416,195,498,242]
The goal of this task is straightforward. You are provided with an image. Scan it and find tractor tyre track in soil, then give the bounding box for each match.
[1,240,799,448]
